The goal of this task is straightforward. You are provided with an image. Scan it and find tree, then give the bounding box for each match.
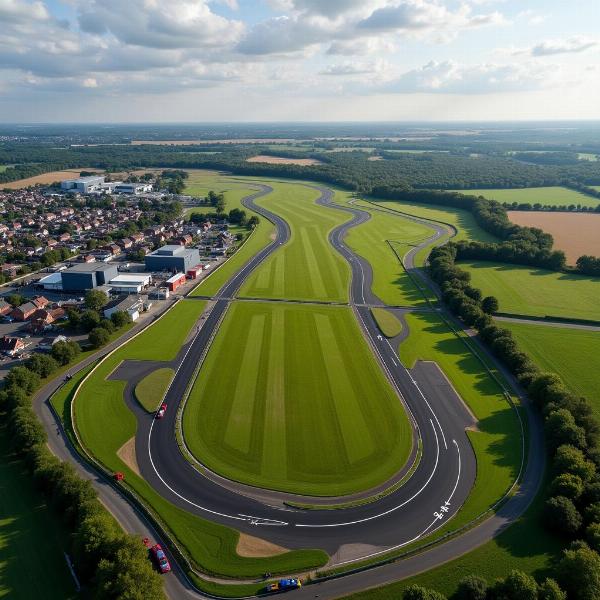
[538,579,566,600]
[215,195,226,214]
[403,584,446,600]
[544,496,582,535]
[586,522,600,552]
[456,574,487,600]
[88,327,110,349]
[557,541,600,600]
[85,289,108,311]
[551,473,584,500]
[247,215,259,228]
[4,366,40,395]
[51,340,81,366]
[111,310,132,328]
[488,570,538,600]
[555,445,596,482]
[545,409,587,450]
[81,309,101,332]
[6,293,25,308]
[481,295,499,314]
[25,354,59,378]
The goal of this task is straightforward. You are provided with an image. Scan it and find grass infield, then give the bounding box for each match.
[239,183,351,302]
[183,302,412,496]
[502,321,600,419]
[460,261,600,322]
[371,307,403,338]
[134,368,175,413]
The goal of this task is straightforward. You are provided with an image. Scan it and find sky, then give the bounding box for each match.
[0,0,599,122]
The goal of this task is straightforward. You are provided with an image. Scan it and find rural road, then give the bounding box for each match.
[35,182,543,600]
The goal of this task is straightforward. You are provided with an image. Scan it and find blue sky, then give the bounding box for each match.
[1,0,599,122]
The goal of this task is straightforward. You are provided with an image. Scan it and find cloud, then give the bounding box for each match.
[77,0,244,49]
[382,60,555,94]
[529,37,598,57]
[0,0,49,23]
[327,37,395,56]
[320,60,387,76]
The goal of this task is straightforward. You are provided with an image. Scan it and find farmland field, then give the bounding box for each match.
[239,183,351,302]
[183,302,412,496]
[502,321,600,418]
[0,423,76,600]
[335,191,434,305]
[0,169,90,188]
[246,155,323,166]
[456,186,599,208]
[507,211,600,264]
[73,298,327,577]
[460,261,600,321]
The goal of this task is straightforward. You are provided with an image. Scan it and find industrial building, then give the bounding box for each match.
[103,296,144,322]
[114,182,153,194]
[61,263,119,291]
[145,245,200,273]
[60,176,120,195]
[109,273,152,294]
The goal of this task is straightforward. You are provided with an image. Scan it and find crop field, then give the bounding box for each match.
[334,192,434,306]
[239,183,351,302]
[507,211,600,264]
[183,302,412,496]
[460,261,600,321]
[73,298,326,577]
[502,321,600,418]
[457,186,599,208]
[399,312,522,528]
[246,155,323,166]
[1,169,90,189]
[0,424,76,600]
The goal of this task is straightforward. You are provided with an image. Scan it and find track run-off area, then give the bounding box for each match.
[43,177,540,599]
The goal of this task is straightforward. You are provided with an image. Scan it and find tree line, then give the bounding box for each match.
[427,242,600,600]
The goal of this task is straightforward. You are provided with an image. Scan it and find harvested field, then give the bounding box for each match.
[246,155,323,166]
[507,211,600,264]
[131,138,297,145]
[1,169,91,188]
[236,534,288,558]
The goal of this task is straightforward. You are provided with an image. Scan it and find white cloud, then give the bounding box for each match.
[0,0,49,23]
[381,60,557,94]
[327,37,395,56]
[529,36,598,57]
[320,59,388,76]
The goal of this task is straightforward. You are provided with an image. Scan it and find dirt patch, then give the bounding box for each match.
[236,533,288,558]
[246,155,323,166]
[2,169,94,189]
[508,211,600,264]
[117,437,140,477]
[368,156,384,161]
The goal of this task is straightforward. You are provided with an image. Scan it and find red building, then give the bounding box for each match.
[166,273,186,292]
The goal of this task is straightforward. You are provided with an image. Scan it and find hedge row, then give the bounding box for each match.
[427,243,600,599]
[0,366,165,598]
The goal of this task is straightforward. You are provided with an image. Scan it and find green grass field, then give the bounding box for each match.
[73,299,327,578]
[333,192,433,306]
[457,186,599,208]
[502,321,600,418]
[134,368,175,412]
[399,312,522,528]
[0,423,76,600]
[365,198,498,244]
[460,261,600,321]
[239,183,351,302]
[371,308,403,337]
[183,302,412,496]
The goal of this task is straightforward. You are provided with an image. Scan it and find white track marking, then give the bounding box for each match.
[296,420,440,528]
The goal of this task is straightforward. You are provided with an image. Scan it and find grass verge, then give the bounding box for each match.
[371,307,403,338]
[134,368,175,413]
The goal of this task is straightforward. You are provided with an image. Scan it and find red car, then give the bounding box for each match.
[150,543,171,574]
[156,403,167,419]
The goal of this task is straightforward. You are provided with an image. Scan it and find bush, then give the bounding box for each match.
[403,584,447,600]
[538,578,566,600]
[88,327,110,348]
[481,295,499,314]
[488,570,538,600]
[557,541,600,600]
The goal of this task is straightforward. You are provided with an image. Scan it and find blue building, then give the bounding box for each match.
[61,263,119,291]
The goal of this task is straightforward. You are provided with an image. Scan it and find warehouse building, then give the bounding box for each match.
[114,182,153,194]
[145,245,200,273]
[109,273,152,294]
[61,263,119,291]
[103,296,144,322]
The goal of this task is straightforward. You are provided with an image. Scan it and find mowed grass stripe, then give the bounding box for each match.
[183,302,412,496]
[262,309,287,477]
[240,183,350,302]
[224,314,265,454]
[315,314,374,463]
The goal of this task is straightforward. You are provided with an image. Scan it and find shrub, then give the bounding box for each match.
[544,496,582,535]
[403,584,447,600]
[455,574,488,600]
[89,327,110,348]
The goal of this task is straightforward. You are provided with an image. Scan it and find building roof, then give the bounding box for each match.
[65,262,116,274]
[166,272,186,284]
[38,273,63,285]
[151,245,186,257]
[104,295,143,312]
[109,273,151,285]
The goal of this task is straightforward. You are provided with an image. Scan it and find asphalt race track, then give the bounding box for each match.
[35,182,545,600]
[135,184,477,557]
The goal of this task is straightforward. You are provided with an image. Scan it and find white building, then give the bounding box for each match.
[103,296,144,322]
[108,273,152,294]
[60,176,123,195]
[114,183,153,194]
